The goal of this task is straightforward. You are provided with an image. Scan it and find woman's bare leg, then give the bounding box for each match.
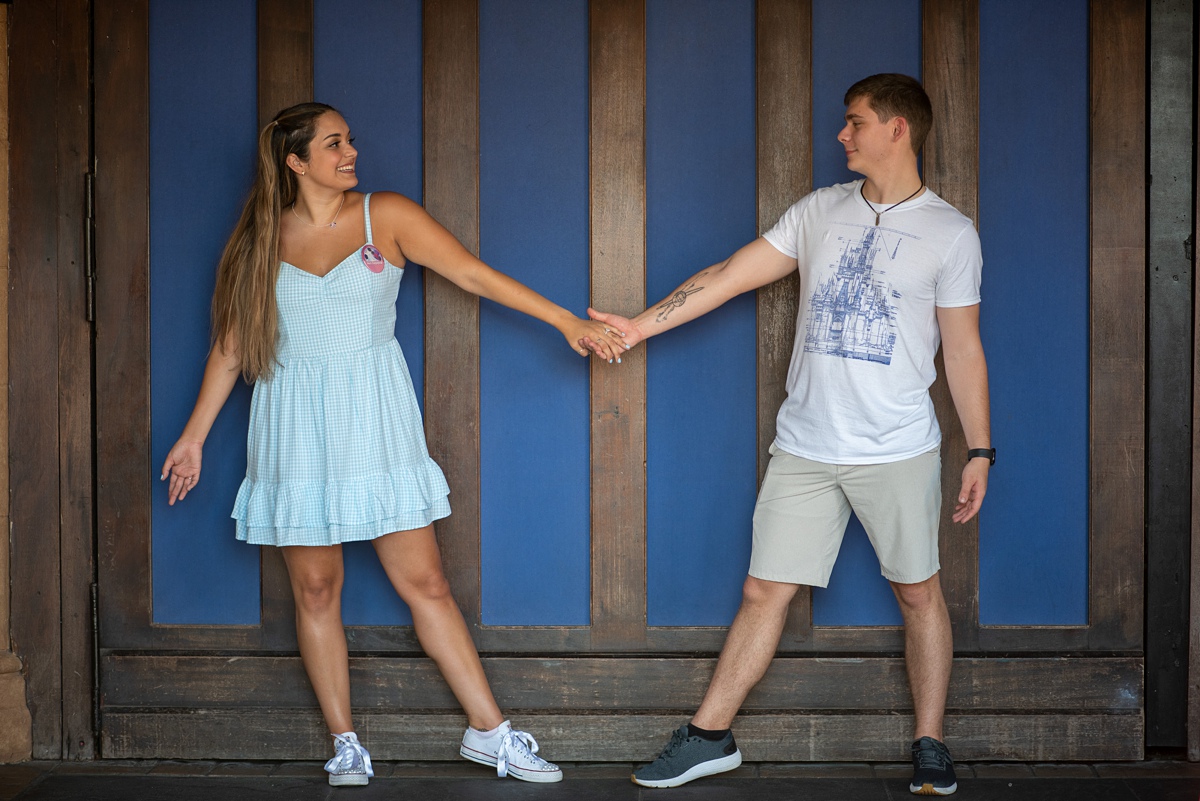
[372,525,504,730]
[281,545,353,735]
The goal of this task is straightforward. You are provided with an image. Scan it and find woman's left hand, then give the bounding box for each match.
[562,317,630,363]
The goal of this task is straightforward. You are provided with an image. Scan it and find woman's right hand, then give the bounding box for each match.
[161,440,203,505]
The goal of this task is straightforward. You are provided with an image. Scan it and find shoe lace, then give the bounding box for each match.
[325,732,374,778]
[656,728,688,761]
[494,728,543,778]
[915,742,950,771]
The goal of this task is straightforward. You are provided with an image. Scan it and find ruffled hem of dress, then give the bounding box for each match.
[231,462,451,545]
[234,499,451,547]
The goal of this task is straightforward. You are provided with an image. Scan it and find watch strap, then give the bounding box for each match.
[967,447,996,465]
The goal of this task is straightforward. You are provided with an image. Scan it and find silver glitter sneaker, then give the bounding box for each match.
[324,731,373,787]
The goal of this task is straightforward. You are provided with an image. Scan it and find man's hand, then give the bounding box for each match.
[952,458,989,523]
[584,308,646,354]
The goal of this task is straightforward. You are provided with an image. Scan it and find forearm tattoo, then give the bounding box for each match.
[655,272,708,322]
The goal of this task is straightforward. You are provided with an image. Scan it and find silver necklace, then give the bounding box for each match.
[861,182,923,226]
[291,193,345,229]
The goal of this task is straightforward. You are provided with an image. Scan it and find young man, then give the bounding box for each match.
[588,74,991,797]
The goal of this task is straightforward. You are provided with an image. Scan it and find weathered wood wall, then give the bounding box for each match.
[8,0,1152,761]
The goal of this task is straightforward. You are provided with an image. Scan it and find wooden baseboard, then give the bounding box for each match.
[101,709,1143,762]
[102,654,1143,712]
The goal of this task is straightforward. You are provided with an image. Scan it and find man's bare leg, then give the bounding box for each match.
[891,572,953,741]
[632,576,799,788]
[691,576,800,730]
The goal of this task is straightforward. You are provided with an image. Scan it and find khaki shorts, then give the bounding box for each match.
[748,445,941,587]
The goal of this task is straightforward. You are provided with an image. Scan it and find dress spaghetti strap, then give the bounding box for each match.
[363,192,374,243]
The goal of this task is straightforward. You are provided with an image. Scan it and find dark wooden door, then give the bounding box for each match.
[88,0,1146,762]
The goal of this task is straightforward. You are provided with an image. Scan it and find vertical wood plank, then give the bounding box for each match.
[423,0,482,628]
[0,0,11,659]
[922,0,980,650]
[94,0,152,653]
[756,0,812,650]
[590,0,647,648]
[0,0,33,764]
[1192,52,1200,753]
[57,0,96,759]
[256,0,313,648]
[1146,0,1193,748]
[1186,0,1200,759]
[9,0,64,758]
[1088,0,1145,652]
[257,0,313,127]
[1192,46,1200,752]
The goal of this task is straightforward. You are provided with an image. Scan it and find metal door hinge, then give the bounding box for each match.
[84,172,96,323]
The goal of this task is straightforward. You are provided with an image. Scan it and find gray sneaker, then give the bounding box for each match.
[631,725,742,788]
[910,736,957,796]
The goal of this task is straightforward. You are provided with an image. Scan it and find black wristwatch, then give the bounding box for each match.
[967,448,996,466]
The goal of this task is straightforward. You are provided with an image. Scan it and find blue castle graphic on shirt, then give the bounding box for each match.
[804,226,900,365]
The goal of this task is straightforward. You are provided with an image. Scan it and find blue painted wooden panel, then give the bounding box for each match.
[978,0,1089,625]
[149,0,259,624]
[315,0,424,627]
[810,0,920,627]
[645,0,758,627]
[478,0,592,625]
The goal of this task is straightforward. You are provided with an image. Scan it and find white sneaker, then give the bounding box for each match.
[459,720,563,783]
[324,731,374,787]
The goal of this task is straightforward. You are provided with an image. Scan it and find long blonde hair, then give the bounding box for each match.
[211,102,337,382]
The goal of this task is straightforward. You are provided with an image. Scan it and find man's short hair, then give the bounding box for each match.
[844,74,933,155]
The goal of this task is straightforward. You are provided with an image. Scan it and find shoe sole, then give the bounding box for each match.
[910,781,957,796]
[328,774,369,787]
[631,749,743,788]
[459,745,564,783]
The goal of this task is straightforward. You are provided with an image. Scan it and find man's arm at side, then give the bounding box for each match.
[588,237,797,348]
[937,303,992,524]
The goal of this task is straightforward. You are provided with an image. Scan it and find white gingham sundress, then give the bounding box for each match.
[232,194,451,546]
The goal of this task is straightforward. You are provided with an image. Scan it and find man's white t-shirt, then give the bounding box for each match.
[762,180,982,465]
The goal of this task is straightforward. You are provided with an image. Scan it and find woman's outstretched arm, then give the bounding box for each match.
[375,192,629,362]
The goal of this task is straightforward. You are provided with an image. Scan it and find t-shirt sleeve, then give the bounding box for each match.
[762,192,816,259]
[935,222,983,307]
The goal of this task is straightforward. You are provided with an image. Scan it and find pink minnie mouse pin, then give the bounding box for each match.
[361,245,385,274]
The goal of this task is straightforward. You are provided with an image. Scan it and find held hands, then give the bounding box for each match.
[563,313,631,363]
[582,308,645,360]
[161,439,203,506]
[953,458,989,524]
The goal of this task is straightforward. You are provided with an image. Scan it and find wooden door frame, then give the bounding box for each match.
[8,0,95,760]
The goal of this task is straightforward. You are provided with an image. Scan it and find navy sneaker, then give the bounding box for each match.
[631,724,742,788]
[910,736,957,796]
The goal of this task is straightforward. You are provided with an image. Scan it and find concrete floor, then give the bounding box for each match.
[3,759,1200,801]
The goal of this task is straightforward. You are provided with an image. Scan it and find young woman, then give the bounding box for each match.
[161,102,627,787]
